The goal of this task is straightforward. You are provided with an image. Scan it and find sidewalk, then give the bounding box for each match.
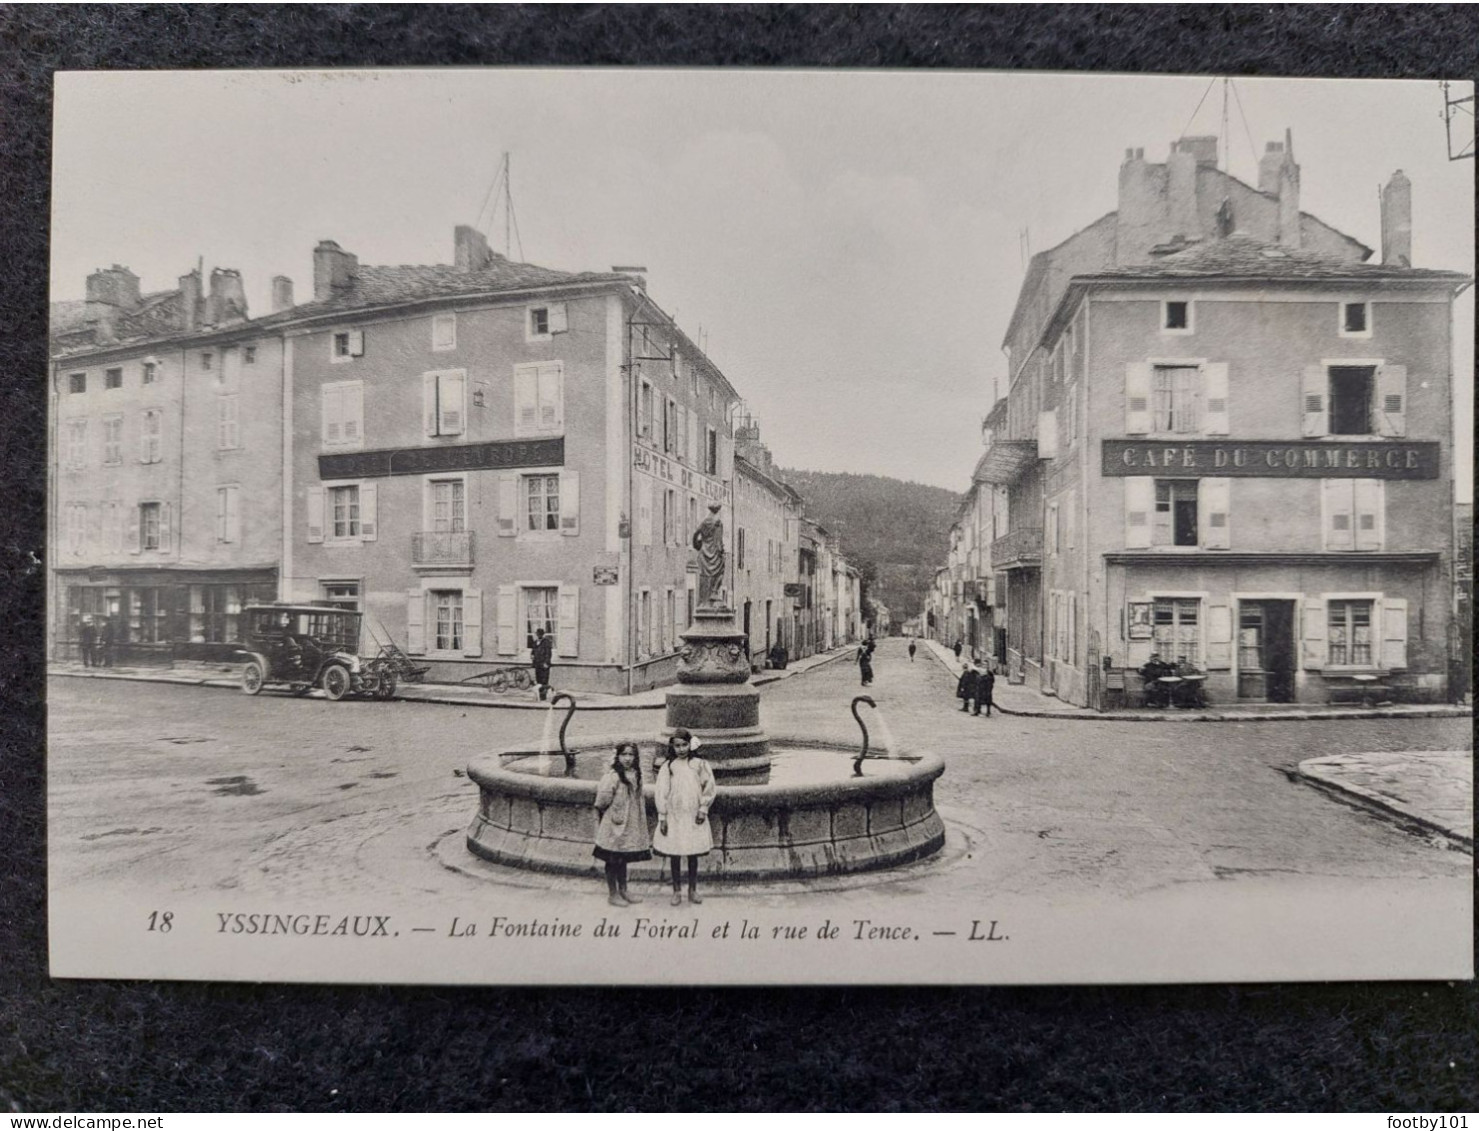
[1298,750,1472,846]
[47,643,857,712]
[919,638,1472,722]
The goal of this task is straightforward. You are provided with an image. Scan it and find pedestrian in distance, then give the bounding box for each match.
[98,616,115,667]
[956,662,979,713]
[78,617,96,668]
[977,663,996,717]
[592,740,652,907]
[908,640,917,663]
[858,642,874,687]
[530,627,554,701]
[953,639,963,660]
[653,728,715,906]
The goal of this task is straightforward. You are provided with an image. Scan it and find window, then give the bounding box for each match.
[1152,598,1200,665]
[432,313,457,352]
[1154,480,1199,547]
[102,502,122,553]
[1328,366,1375,435]
[524,474,560,532]
[513,362,563,437]
[639,589,652,657]
[322,382,364,447]
[667,589,678,651]
[1340,302,1370,337]
[529,307,548,337]
[638,379,654,440]
[329,485,361,540]
[1046,502,1059,554]
[1162,300,1192,332]
[102,416,122,465]
[663,398,677,454]
[429,478,466,532]
[69,372,86,394]
[737,527,747,570]
[142,362,157,385]
[243,345,257,365]
[663,488,676,545]
[332,330,364,361]
[1064,384,1079,447]
[431,589,464,652]
[215,485,240,543]
[201,352,213,372]
[140,410,162,463]
[522,587,557,651]
[140,502,161,552]
[66,504,86,552]
[1152,365,1200,433]
[526,303,566,341]
[217,395,240,449]
[105,367,123,390]
[706,428,719,476]
[1327,600,1374,666]
[424,370,466,436]
[688,495,698,540]
[320,582,361,611]
[65,420,87,469]
[192,584,244,644]
[1323,479,1384,551]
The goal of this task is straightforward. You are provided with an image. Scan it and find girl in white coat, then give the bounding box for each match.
[652,728,716,906]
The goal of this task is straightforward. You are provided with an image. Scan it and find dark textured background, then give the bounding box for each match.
[2,4,1476,1113]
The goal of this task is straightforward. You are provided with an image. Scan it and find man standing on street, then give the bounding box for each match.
[956,662,978,714]
[98,616,115,667]
[907,639,917,663]
[953,639,963,660]
[79,617,96,668]
[531,627,554,701]
[977,662,996,717]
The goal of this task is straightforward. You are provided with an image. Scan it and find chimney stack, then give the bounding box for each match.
[1380,169,1412,267]
[85,265,141,310]
[178,268,202,332]
[454,225,494,272]
[1167,139,1201,240]
[207,267,248,325]
[1115,146,1160,265]
[1258,141,1287,194]
[1275,129,1301,249]
[271,275,295,313]
[313,240,359,301]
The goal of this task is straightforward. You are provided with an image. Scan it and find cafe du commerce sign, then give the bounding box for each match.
[1101,439,1440,479]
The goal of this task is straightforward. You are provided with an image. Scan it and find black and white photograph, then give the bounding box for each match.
[46,67,1473,985]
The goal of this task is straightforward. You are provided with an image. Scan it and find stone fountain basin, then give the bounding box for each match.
[466,738,946,881]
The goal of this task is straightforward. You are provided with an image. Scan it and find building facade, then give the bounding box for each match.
[732,418,802,665]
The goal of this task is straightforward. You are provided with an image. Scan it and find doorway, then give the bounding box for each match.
[1237,600,1295,702]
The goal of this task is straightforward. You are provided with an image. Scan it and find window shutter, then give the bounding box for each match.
[719,432,733,479]
[558,585,579,657]
[440,372,466,434]
[1353,479,1383,551]
[306,485,325,544]
[1322,479,1354,551]
[1036,409,1058,459]
[128,505,141,554]
[359,482,377,541]
[496,585,517,655]
[423,373,439,436]
[1301,599,1327,668]
[405,589,425,654]
[1124,363,1152,435]
[323,386,341,443]
[638,477,653,546]
[348,330,364,357]
[1206,604,1232,669]
[559,470,580,536]
[1200,478,1230,549]
[514,367,537,434]
[1380,597,1408,669]
[537,364,562,431]
[650,389,662,447]
[688,409,699,467]
[548,302,568,334]
[159,503,173,554]
[462,589,483,658]
[138,415,150,463]
[1301,364,1327,437]
[227,487,241,544]
[1124,477,1153,549]
[1202,363,1230,435]
[345,383,363,443]
[496,473,518,537]
[1376,364,1407,437]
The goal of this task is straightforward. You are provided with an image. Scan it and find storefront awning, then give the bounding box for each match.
[973,440,1038,484]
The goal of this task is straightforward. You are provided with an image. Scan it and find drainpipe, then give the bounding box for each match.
[625,302,636,697]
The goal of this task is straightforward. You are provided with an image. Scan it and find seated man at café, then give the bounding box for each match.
[1138,653,1171,707]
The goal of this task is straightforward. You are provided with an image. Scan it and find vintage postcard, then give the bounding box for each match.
[47,69,1474,984]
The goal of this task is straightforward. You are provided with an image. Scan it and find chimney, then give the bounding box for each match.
[1258,140,1287,194]
[1276,129,1301,249]
[1175,135,1219,168]
[271,274,295,313]
[1115,146,1161,265]
[1380,169,1412,267]
[454,225,493,272]
[312,240,358,301]
[85,265,141,310]
[208,267,248,325]
[1167,139,1200,240]
[178,268,202,332]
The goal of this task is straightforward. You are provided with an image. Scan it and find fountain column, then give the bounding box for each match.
[666,603,770,777]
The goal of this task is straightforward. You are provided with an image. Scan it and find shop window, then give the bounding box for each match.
[320,581,361,611]
[1327,600,1374,666]
[1152,598,1200,665]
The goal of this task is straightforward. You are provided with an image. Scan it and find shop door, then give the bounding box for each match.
[1237,601,1296,702]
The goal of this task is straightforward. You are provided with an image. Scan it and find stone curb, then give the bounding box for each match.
[917,643,1472,723]
[1297,761,1473,848]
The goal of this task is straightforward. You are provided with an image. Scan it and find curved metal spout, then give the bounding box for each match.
[851,695,876,776]
[550,693,577,766]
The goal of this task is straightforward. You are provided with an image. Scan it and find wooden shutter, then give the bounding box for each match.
[322,386,341,444]
[1380,597,1408,669]
[137,413,151,463]
[128,504,141,555]
[439,372,466,435]
[405,589,425,654]
[306,485,325,544]
[1376,363,1407,437]
[515,366,537,434]
[1124,477,1153,549]
[497,473,518,537]
[719,431,733,479]
[1322,479,1353,551]
[548,302,568,334]
[1124,363,1152,435]
[159,503,173,554]
[1301,364,1327,436]
[537,364,562,432]
[345,383,363,444]
[359,482,377,541]
[1353,479,1383,551]
[1200,478,1230,550]
[1202,362,1230,435]
[462,589,483,658]
[348,329,364,357]
[1206,604,1232,669]
[559,470,580,536]
[638,477,652,546]
[1301,599,1327,668]
[423,373,439,436]
[650,387,661,446]
[496,585,517,655]
[558,586,579,657]
[226,487,241,544]
[1036,409,1058,459]
[688,409,700,467]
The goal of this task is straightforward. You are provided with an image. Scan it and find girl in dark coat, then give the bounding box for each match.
[592,741,652,906]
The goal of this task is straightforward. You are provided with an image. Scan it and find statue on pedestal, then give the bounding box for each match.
[692,503,728,610]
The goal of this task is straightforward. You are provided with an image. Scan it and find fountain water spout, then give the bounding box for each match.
[851,695,876,776]
[550,693,577,771]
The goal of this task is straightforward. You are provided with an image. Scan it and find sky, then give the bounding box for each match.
[52,70,1474,497]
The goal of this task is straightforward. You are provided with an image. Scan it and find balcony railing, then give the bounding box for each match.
[412,530,475,566]
[991,527,1043,570]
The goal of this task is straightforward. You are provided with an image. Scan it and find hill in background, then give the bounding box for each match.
[778,469,960,623]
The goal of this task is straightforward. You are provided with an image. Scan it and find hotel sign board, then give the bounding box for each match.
[320,437,565,480]
[1101,440,1440,479]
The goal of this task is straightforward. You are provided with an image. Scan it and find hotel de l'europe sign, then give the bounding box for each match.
[1101,439,1440,479]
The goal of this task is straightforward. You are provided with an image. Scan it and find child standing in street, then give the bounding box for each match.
[653,728,716,906]
[592,741,652,906]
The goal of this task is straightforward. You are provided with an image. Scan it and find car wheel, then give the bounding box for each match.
[241,662,265,696]
[321,663,352,701]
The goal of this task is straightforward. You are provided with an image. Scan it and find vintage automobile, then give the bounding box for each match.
[236,604,395,700]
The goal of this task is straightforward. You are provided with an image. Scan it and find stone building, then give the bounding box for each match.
[981,134,1469,706]
[732,416,802,665]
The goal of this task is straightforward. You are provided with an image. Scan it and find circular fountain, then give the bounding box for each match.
[467,570,945,881]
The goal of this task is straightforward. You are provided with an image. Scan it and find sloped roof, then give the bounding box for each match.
[1083,233,1469,282]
